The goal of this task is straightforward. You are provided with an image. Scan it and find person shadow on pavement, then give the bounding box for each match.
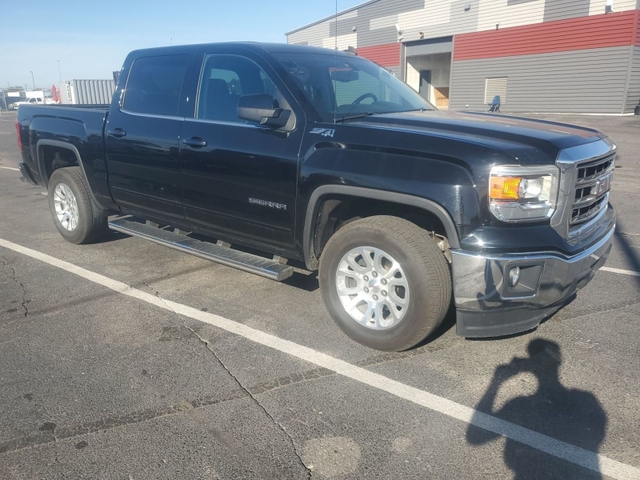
[466,339,607,480]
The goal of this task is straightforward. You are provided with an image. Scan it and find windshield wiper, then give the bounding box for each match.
[335,108,429,122]
[389,108,429,113]
[334,111,375,123]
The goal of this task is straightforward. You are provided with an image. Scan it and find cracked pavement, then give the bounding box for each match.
[1,113,640,479]
[147,281,312,478]
[1,258,29,319]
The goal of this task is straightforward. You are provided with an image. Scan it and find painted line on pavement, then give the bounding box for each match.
[0,166,19,171]
[601,266,640,277]
[0,237,638,480]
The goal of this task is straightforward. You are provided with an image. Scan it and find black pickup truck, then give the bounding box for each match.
[15,42,615,351]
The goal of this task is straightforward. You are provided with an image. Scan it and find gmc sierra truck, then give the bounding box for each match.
[15,43,615,351]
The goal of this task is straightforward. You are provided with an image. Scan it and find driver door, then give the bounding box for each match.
[179,48,305,252]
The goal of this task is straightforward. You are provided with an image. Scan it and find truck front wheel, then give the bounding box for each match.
[319,216,452,351]
[47,167,108,244]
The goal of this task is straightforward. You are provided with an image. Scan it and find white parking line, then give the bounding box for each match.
[0,237,638,480]
[601,266,640,277]
[0,166,19,171]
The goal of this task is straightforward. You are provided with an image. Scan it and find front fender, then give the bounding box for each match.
[301,185,463,270]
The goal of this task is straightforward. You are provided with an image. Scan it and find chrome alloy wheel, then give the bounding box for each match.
[336,246,410,330]
[53,183,79,232]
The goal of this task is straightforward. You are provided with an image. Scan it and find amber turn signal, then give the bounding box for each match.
[490,176,521,200]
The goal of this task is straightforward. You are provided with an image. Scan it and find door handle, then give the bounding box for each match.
[109,128,127,138]
[182,137,207,148]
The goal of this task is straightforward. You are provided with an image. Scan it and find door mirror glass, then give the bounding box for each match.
[237,94,291,128]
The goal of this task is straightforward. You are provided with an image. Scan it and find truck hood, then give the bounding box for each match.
[350,110,606,163]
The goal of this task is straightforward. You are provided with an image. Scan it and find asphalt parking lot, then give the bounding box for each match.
[1,111,639,480]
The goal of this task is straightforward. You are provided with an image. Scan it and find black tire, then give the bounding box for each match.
[47,167,108,244]
[319,216,451,351]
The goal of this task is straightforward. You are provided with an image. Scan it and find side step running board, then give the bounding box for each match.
[108,218,294,281]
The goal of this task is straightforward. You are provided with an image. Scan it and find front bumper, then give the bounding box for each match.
[451,226,614,338]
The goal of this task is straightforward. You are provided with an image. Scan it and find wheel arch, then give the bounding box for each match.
[303,186,460,270]
[36,139,107,211]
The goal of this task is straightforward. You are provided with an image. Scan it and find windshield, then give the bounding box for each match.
[273,52,434,122]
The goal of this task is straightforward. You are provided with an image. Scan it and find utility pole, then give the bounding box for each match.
[57,60,62,82]
[30,71,35,90]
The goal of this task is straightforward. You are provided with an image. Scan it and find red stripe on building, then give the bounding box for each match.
[357,43,400,67]
[454,10,638,61]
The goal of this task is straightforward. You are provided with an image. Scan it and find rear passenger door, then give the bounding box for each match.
[179,48,304,252]
[105,52,192,222]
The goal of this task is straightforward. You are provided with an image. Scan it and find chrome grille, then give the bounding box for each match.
[570,153,615,229]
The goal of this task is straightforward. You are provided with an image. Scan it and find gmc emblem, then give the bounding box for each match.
[594,173,612,196]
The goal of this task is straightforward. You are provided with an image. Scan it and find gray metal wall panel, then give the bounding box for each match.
[589,0,637,15]
[287,1,639,57]
[350,0,424,47]
[387,66,401,77]
[288,20,330,46]
[331,17,359,38]
[286,0,381,35]
[446,0,481,33]
[450,46,631,113]
[358,26,398,47]
[625,47,640,112]
[363,0,480,46]
[543,0,591,22]
[406,40,453,56]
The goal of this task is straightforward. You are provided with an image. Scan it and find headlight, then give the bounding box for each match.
[489,165,560,222]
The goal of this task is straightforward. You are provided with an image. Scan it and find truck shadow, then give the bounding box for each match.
[97,231,129,244]
[282,271,320,292]
[466,338,608,479]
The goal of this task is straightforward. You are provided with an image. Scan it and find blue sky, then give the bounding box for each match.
[0,0,364,90]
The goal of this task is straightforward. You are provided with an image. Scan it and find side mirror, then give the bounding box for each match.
[237,94,291,128]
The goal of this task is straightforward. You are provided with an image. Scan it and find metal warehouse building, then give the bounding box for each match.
[286,0,640,114]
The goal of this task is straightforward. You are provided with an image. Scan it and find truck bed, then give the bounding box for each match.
[17,104,111,190]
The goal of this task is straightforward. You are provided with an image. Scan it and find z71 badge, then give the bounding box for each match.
[309,128,335,138]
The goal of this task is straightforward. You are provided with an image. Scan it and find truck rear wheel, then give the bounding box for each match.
[47,167,108,244]
[319,216,451,351]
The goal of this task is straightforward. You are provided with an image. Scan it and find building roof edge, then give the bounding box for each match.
[285,0,381,36]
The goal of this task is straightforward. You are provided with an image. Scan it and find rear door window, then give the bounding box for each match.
[123,54,189,116]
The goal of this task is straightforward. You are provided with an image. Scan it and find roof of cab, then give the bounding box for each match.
[127,42,352,58]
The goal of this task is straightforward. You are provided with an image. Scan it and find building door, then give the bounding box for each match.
[405,39,453,109]
[419,70,431,101]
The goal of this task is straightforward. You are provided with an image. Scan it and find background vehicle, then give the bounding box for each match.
[10,97,44,109]
[14,43,616,351]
